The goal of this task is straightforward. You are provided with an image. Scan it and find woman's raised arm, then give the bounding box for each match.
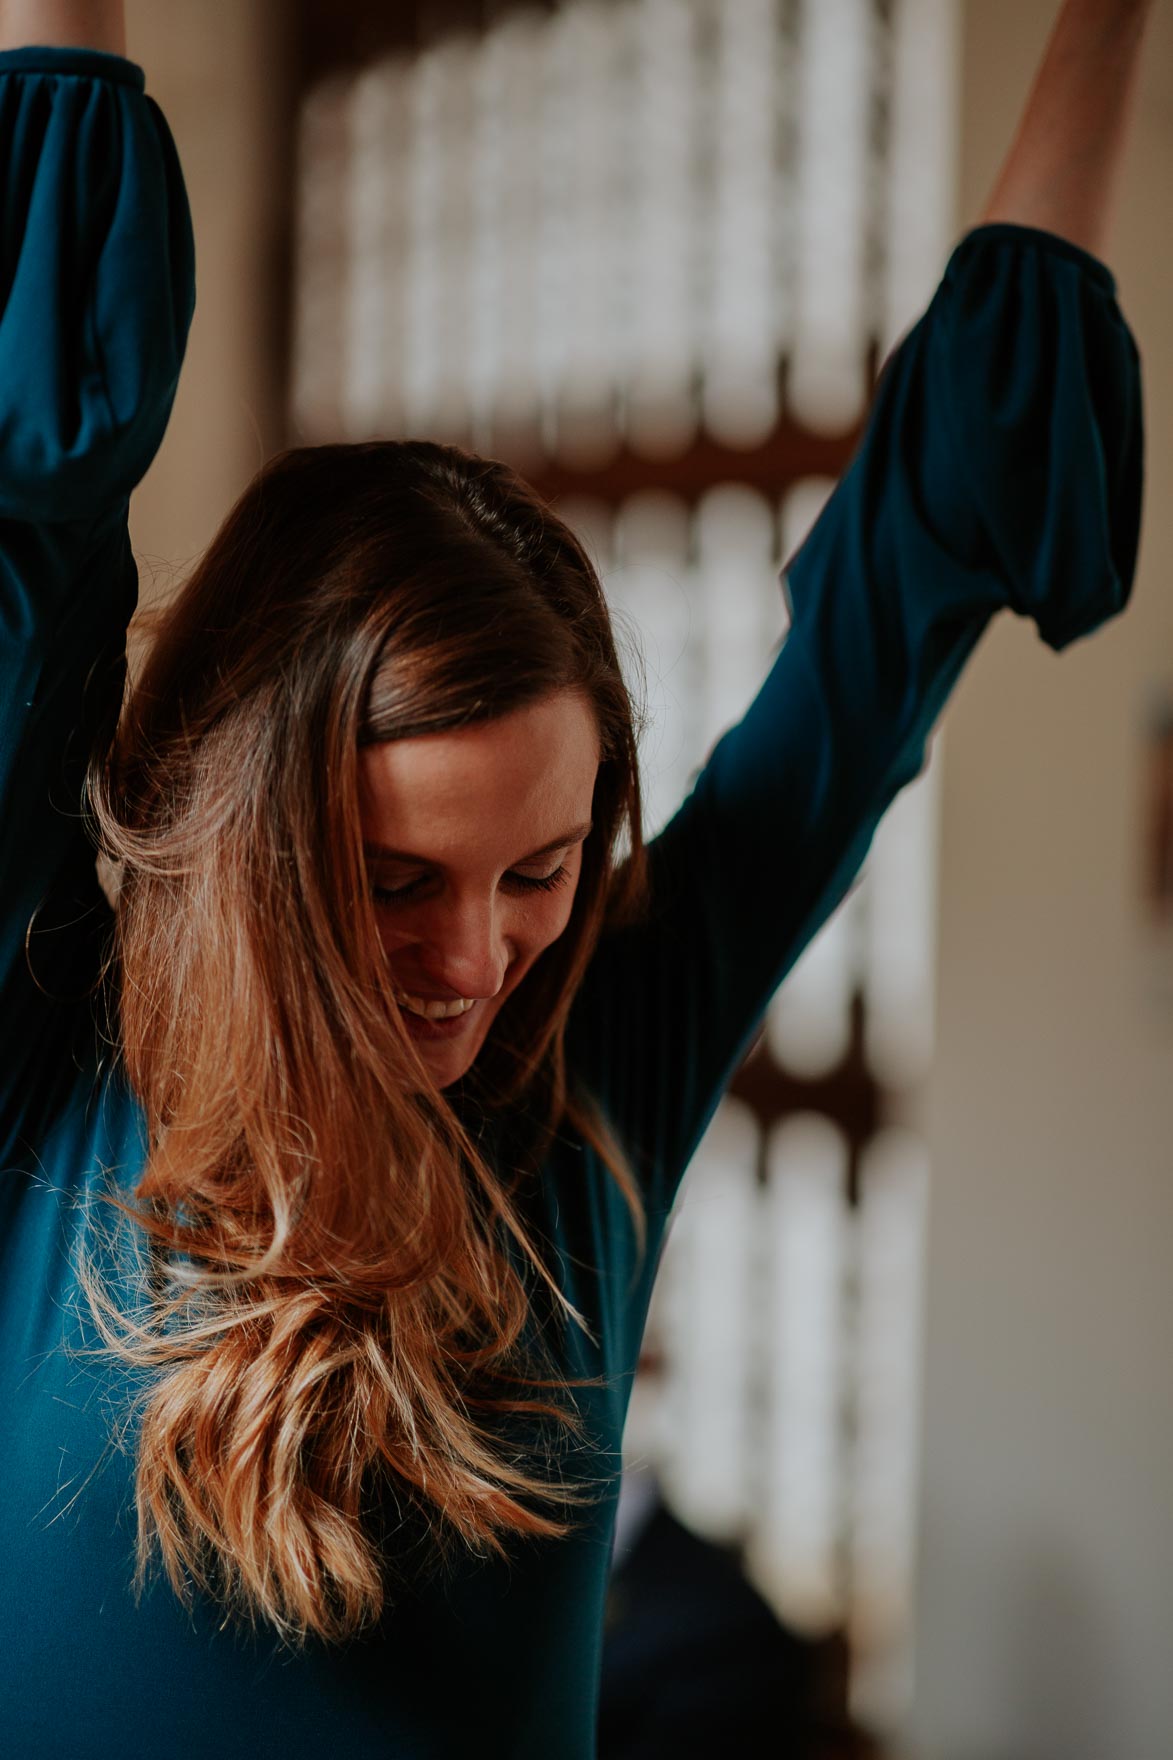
[978,0,1157,256]
[0,0,125,54]
[0,35,193,1125]
[569,5,1153,1208]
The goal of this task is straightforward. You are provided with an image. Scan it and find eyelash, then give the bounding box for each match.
[371,863,572,907]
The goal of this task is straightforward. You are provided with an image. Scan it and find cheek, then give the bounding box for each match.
[372,916,416,958]
[502,876,585,990]
[547,875,580,926]
[370,887,579,961]
[546,866,586,940]
[510,891,578,964]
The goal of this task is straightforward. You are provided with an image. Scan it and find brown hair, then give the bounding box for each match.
[81,439,651,1646]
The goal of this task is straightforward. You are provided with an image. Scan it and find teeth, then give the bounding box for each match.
[392,989,476,1021]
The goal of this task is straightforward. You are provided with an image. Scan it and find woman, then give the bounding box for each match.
[0,1,1154,1754]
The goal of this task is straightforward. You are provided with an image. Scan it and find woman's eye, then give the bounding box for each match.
[513,863,572,894]
[371,863,571,906]
[372,882,424,905]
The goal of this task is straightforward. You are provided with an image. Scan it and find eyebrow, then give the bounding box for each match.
[363,821,594,867]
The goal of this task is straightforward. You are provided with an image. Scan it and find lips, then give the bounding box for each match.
[399,1000,479,1041]
[392,986,477,1024]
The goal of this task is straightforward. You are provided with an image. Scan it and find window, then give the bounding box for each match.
[290,0,961,1726]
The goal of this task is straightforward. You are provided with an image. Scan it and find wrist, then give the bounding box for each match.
[0,2,126,57]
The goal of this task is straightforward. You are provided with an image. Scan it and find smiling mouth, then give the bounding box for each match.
[395,998,482,1042]
[391,987,476,1020]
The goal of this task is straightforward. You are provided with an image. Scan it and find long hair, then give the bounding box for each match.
[81,439,651,1647]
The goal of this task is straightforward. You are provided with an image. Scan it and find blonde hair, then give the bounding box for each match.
[80,440,651,1646]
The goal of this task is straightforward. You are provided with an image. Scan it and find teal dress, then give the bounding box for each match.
[0,45,1143,1760]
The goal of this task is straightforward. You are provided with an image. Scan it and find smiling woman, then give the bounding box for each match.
[359,690,601,1084]
[81,436,654,1641]
[0,4,1155,1756]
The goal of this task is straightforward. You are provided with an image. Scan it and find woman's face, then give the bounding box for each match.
[358,689,601,1089]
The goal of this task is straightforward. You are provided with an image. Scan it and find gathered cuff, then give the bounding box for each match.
[0,45,145,91]
[949,221,1118,299]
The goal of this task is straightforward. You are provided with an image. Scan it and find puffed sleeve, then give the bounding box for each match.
[565,222,1144,1222]
[0,46,194,522]
[787,221,1143,669]
[0,47,194,1127]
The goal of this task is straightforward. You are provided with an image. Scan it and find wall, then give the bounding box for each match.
[911,3,1173,1756]
[115,5,1173,1751]
[124,0,290,587]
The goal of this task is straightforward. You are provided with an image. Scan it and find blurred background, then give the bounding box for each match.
[123,2,1173,1756]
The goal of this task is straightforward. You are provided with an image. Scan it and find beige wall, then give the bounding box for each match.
[117,5,1173,1751]
[911,4,1173,1757]
[124,0,290,588]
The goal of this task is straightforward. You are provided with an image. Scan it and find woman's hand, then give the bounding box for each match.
[0,0,125,55]
[978,0,1157,257]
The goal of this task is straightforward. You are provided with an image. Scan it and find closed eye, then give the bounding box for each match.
[371,864,572,906]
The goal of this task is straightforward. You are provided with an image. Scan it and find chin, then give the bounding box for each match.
[410,1029,483,1091]
[412,1039,466,1077]
[433,1055,472,1090]
[399,995,503,1088]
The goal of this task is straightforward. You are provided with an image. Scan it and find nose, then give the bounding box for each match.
[409,896,512,1001]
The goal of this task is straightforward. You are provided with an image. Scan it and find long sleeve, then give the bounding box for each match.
[0,47,194,1131]
[566,222,1143,1219]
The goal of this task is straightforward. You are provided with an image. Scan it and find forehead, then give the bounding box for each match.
[357,690,600,852]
